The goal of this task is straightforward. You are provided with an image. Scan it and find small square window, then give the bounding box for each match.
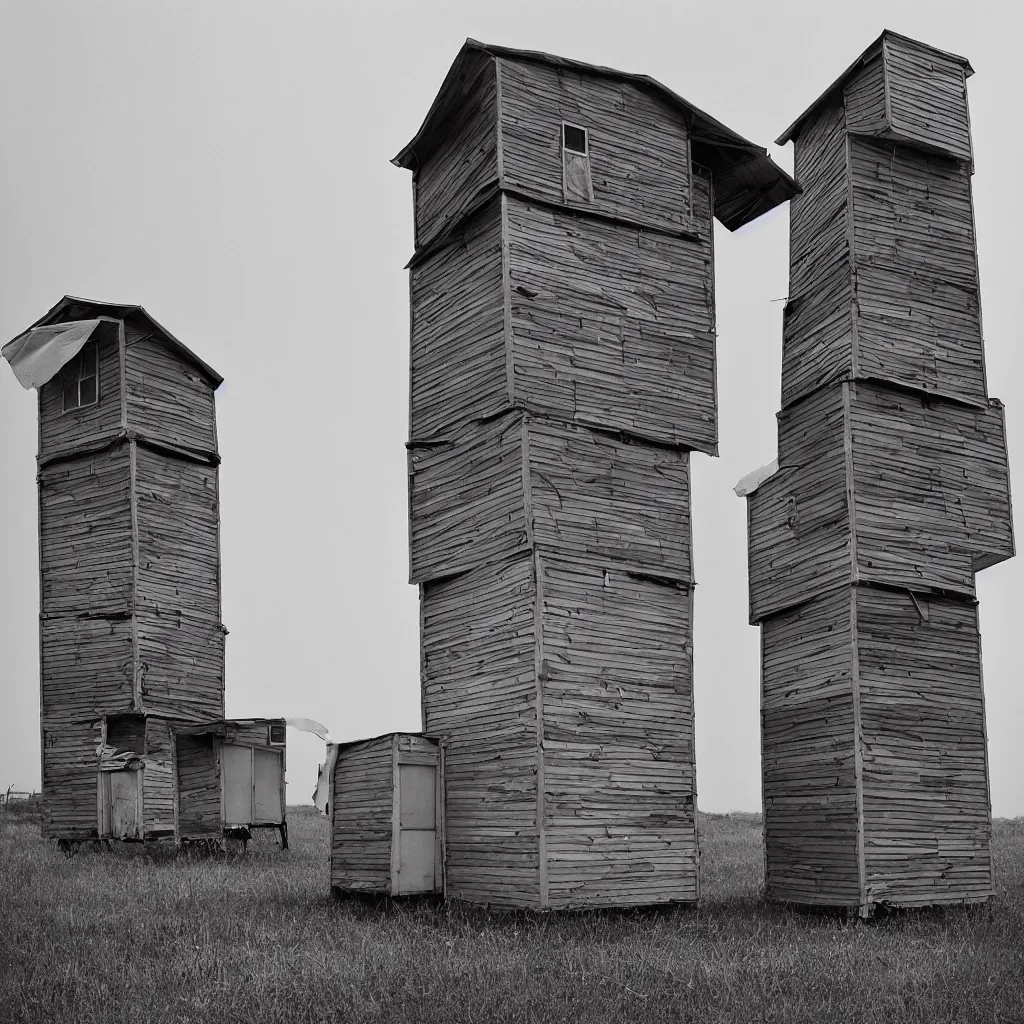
[60,342,99,414]
[563,123,588,154]
[269,723,286,745]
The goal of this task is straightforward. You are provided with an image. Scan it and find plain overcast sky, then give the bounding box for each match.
[1,0,1021,816]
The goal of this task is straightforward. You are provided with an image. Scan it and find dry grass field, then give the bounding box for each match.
[1,802,1022,1023]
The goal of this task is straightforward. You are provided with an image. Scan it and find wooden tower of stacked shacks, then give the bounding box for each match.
[395,40,797,908]
[3,297,225,843]
[738,32,1014,913]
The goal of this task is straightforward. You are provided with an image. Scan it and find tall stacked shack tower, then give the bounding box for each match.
[3,297,225,842]
[396,40,797,908]
[740,32,1014,912]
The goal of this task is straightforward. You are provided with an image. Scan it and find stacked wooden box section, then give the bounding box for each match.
[743,32,1014,912]
[395,40,797,908]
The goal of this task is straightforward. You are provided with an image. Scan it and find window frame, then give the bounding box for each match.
[59,341,100,415]
[562,121,589,155]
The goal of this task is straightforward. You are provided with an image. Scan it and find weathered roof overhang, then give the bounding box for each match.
[393,39,800,232]
[5,295,223,388]
[776,29,974,145]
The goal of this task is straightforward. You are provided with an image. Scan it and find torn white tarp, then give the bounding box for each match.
[733,458,780,497]
[1,319,105,390]
[313,743,338,815]
[285,717,331,743]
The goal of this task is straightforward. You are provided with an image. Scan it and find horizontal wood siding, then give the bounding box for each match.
[410,412,692,585]
[408,412,526,584]
[748,387,850,622]
[883,37,972,163]
[420,557,539,906]
[135,447,220,622]
[414,53,497,249]
[843,55,887,135]
[331,736,396,893]
[136,612,225,722]
[39,448,133,617]
[124,321,218,457]
[849,137,984,403]
[38,327,122,462]
[856,588,992,904]
[541,561,697,907]
[409,201,507,440]
[143,717,175,836]
[174,733,221,839]
[498,59,692,231]
[849,384,1013,592]
[40,717,101,838]
[528,418,691,582]
[782,102,852,409]
[761,589,860,905]
[41,617,134,719]
[507,196,716,450]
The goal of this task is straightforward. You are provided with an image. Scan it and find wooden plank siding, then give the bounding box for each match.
[39,716,103,839]
[409,200,507,441]
[331,735,399,894]
[497,58,694,232]
[413,52,498,251]
[540,560,697,907]
[856,588,992,905]
[506,189,716,452]
[748,381,1013,620]
[142,717,176,836]
[123,322,219,459]
[38,448,134,617]
[420,556,540,906]
[409,411,691,585]
[761,588,860,906]
[882,35,973,164]
[781,101,852,410]
[174,733,221,839]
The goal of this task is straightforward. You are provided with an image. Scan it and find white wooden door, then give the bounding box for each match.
[221,743,253,827]
[253,748,282,823]
[396,763,436,894]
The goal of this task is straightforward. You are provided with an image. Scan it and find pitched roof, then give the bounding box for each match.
[9,295,223,387]
[393,39,799,232]
[776,29,974,146]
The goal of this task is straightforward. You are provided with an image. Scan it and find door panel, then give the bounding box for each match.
[221,744,253,826]
[397,829,435,894]
[253,748,282,823]
[399,764,435,829]
[108,769,141,839]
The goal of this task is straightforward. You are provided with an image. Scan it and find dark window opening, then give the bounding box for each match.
[269,723,286,745]
[60,343,99,413]
[563,123,588,154]
[106,714,146,754]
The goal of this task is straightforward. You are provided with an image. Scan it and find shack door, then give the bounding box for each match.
[221,743,253,827]
[253,748,283,823]
[396,763,437,894]
[101,768,142,840]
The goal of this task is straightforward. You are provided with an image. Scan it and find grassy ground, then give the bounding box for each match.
[1,804,1022,1024]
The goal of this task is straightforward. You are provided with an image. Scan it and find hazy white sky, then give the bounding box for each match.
[1,0,1020,816]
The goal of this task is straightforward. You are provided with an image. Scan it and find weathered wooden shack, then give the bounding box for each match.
[173,718,287,848]
[3,296,226,844]
[739,31,1014,913]
[397,40,798,908]
[329,733,444,897]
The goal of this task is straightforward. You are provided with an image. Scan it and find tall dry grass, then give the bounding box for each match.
[1,802,1021,1023]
